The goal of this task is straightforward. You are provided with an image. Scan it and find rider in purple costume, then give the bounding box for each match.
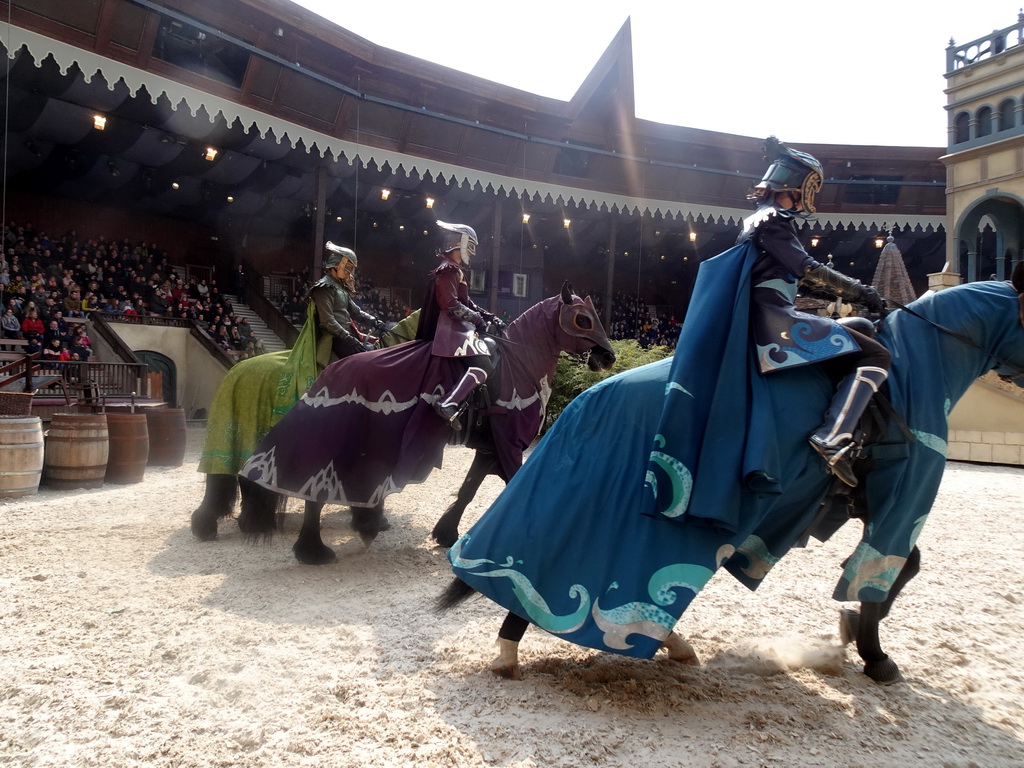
[743,137,889,487]
[417,221,504,429]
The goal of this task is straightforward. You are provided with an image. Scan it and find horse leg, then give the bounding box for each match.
[432,451,501,548]
[293,500,337,565]
[433,578,526,677]
[350,502,392,547]
[661,632,700,666]
[491,611,529,680]
[839,546,921,685]
[190,474,238,541]
[237,476,283,542]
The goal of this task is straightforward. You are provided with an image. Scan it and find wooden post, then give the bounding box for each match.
[604,216,618,331]
[490,199,502,310]
[312,164,327,279]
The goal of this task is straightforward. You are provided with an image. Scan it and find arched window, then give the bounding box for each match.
[998,98,1016,131]
[977,106,994,137]
[954,111,971,143]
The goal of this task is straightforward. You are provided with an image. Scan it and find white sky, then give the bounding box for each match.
[293,0,1018,147]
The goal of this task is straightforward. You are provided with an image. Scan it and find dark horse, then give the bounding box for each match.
[236,283,615,565]
[439,264,1024,685]
[190,312,420,542]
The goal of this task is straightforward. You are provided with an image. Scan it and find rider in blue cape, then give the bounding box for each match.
[447,140,916,660]
[645,139,890,539]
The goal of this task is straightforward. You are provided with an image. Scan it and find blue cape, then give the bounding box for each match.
[643,242,781,533]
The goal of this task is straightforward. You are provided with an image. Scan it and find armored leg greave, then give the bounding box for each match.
[808,366,888,487]
[434,365,489,430]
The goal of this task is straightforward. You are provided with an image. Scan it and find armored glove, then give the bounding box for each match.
[335,332,366,358]
[449,301,484,329]
[803,265,883,309]
[857,285,886,313]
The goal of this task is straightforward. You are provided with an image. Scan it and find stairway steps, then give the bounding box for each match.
[222,294,289,353]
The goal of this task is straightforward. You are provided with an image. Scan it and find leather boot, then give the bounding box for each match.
[808,366,888,487]
[433,365,488,430]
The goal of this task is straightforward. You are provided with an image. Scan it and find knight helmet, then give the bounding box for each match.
[751,136,824,214]
[436,220,478,265]
[324,241,357,276]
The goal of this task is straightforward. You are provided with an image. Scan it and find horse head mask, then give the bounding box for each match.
[558,282,616,371]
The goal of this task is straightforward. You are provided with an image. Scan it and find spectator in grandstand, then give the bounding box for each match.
[234,263,247,302]
[63,288,84,317]
[20,309,44,340]
[81,291,101,313]
[1,308,20,338]
[229,325,244,351]
[69,324,91,360]
[148,288,169,316]
[42,336,65,366]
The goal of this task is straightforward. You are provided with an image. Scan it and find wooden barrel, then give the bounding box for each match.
[0,416,45,498]
[146,407,186,467]
[104,412,149,484]
[44,413,109,490]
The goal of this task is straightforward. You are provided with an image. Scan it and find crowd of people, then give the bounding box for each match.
[585,290,682,350]
[0,217,686,373]
[0,219,272,364]
[276,271,407,339]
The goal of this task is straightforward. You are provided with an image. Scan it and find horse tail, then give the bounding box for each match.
[435,577,477,613]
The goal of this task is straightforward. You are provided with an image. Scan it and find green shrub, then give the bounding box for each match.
[544,340,673,431]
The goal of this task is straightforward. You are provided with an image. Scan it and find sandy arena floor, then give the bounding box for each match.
[1,426,1022,767]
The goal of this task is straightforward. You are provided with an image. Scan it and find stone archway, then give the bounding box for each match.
[135,350,177,407]
[953,193,1024,281]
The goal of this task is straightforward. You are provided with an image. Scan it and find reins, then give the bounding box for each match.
[884,293,1024,382]
[380,326,565,359]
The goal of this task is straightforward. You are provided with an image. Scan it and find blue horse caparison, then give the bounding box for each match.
[446,261,1024,684]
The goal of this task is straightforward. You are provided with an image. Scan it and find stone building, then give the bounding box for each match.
[944,13,1024,281]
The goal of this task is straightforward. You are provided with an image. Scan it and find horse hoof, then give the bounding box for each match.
[351,510,390,539]
[490,664,523,681]
[661,634,700,665]
[292,544,338,566]
[431,528,458,549]
[665,650,700,666]
[839,608,860,645]
[190,512,218,541]
[864,657,904,685]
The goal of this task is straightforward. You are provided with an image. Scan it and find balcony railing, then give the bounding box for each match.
[948,15,1024,72]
